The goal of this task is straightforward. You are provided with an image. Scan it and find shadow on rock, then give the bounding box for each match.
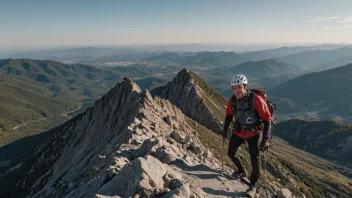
[170,159,223,173]
[202,187,246,197]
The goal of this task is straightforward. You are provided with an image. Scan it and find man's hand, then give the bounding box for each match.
[260,120,271,151]
[259,139,269,151]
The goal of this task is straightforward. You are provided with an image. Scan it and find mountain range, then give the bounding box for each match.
[275,47,352,70]
[2,68,351,198]
[269,63,352,122]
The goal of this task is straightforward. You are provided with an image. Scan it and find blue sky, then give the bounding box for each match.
[1,0,352,49]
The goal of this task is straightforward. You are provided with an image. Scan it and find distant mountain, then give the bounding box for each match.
[6,44,351,68]
[0,74,77,132]
[182,51,247,67]
[135,77,167,90]
[10,47,248,68]
[8,47,119,61]
[146,51,247,67]
[269,63,352,122]
[219,59,304,80]
[144,52,191,65]
[273,119,352,168]
[7,47,160,66]
[187,59,303,98]
[255,73,299,89]
[275,47,352,69]
[309,56,352,72]
[0,58,118,82]
[0,59,126,145]
[0,59,124,101]
[240,44,349,61]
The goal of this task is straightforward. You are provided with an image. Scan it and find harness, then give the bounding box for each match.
[230,91,263,133]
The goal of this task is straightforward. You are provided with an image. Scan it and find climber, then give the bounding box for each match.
[222,74,272,197]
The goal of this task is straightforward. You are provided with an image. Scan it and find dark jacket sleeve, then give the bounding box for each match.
[223,100,235,132]
[262,120,271,141]
[223,114,234,132]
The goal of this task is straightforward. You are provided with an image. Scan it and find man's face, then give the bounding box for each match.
[232,84,246,99]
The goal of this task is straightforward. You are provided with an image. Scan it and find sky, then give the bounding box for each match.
[1,0,352,50]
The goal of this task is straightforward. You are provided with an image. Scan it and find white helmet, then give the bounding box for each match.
[231,74,248,86]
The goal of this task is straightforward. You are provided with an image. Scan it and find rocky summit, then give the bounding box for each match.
[151,68,227,133]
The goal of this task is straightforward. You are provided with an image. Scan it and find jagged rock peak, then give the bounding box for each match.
[117,76,142,93]
[151,68,224,133]
[178,67,191,76]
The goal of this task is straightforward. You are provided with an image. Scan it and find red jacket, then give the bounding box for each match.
[226,95,272,138]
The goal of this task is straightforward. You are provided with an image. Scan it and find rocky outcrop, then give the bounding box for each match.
[151,68,227,133]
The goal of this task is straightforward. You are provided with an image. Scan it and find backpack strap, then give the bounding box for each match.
[248,91,263,128]
[230,94,236,114]
[248,91,256,111]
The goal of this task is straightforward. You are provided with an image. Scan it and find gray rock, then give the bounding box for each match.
[166,136,176,144]
[190,142,196,149]
[193,146,202,154]
[136,139,159,158]
[163,115,179,129]
[162,183,190,198]
[98,156,167,197]
[158,152,175,165]
[202,149,209,158]
[168,178,184,190]
[277,188,293,198]
[171,130,184,142]
[184,135,191,144]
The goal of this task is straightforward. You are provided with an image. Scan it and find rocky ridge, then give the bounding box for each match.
[0,77,289,198]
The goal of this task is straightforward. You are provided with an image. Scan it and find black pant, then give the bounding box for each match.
[227,133,262,186]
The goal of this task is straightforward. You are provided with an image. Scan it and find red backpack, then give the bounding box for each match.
[250,89,277,124]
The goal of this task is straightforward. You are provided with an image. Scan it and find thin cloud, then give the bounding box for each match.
[306,16,342,22]
[338,16,352,23]
[306,16,352,23]
[306,16,352,25]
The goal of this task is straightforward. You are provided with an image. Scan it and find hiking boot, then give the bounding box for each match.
[246,185,256,197]
[231,169,248,178]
